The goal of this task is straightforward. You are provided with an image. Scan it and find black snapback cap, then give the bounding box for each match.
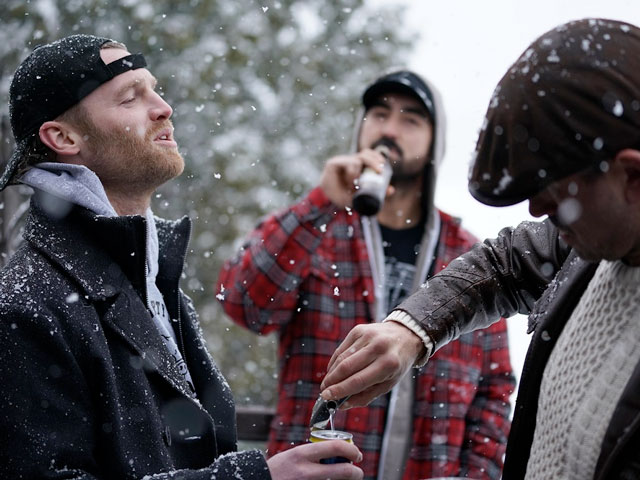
[362,70,435,121]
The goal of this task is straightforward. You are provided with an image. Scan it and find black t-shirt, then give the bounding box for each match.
[379,217,425,311]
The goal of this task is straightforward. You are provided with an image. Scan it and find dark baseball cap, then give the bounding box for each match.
[0,34,147,191]
[362,70,435,121]
[469,18,640,207]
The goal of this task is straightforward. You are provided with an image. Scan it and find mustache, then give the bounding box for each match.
[371,137,403,160]
[146,120,174,140]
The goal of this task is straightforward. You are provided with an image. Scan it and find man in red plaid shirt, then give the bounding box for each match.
[217,70,516,480]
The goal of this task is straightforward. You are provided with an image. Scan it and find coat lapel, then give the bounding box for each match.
[595,358,640,477]
[24,202,197,399]
[101,290,198,398]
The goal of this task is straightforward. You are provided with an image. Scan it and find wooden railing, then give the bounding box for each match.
[236,405,275,441]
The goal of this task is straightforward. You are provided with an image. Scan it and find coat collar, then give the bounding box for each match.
[23,197,191,302]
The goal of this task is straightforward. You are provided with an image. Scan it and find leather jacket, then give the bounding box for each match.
[396,218,640,479]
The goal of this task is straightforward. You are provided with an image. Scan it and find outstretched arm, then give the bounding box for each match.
[0,301,364,480]
[321,219,567,407]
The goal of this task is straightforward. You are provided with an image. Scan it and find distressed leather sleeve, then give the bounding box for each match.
[395,218,571,352]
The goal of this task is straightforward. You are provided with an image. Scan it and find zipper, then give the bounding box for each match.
[157,217,216,436]
[143,219,150,309]
[174,218,192,359]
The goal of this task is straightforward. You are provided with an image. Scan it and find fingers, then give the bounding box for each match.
[341,380,398,408]
[306,439,362,464]
[357,148,387,173]
[322,325,373,392]
[267,441,364,480]
[321,350,399,406]
[321,322,423,404]
[319,150,387,207]
[319,155,359,208]
[325,324,365,373]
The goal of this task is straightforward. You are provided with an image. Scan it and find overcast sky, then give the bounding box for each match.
[365,0,640,378]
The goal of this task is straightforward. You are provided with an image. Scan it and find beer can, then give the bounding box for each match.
[309,429,354,464]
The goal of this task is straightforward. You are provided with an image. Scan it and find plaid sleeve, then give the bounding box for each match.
[216,187,338,334]
[430,212,517,479]
[459,318,516,479]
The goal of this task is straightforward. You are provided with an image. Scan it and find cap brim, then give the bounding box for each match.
[363,81,433,118]
[468,183,532,207]
[0,137,30,191]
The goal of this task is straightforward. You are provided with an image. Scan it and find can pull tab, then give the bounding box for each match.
[309,395,350,429]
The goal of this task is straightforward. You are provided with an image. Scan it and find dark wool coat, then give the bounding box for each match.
[398,218,640,480]
[0,199,270,479]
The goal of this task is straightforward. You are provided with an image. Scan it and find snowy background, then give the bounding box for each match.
[373,0,640,386]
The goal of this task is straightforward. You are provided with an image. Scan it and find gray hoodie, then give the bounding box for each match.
[352,71,447,480]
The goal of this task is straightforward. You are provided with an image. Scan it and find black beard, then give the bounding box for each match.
[390,168,423,188]
[370,137,426,188]
[371,137,403,159]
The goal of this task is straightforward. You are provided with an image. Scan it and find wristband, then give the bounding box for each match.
[384,310,434,368]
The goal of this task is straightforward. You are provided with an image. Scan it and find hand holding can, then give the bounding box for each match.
[309,429,355,464]
[266,436,363,479]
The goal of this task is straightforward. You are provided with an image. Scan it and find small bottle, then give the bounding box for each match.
[309,395,350,430]
[352,145,392,216]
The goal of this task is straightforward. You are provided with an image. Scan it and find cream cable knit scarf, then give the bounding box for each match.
[525,260,640,479]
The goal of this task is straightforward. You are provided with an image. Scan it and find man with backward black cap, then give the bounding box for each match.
[0,35,364,479]
[217,68,515,478]
[320,18,640,480]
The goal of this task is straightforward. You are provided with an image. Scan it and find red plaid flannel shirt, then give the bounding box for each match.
[217,187,516,479]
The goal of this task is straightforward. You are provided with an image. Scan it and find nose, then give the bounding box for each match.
[528,190,556,218]
[150,91,173,121]
[380,116,401,139]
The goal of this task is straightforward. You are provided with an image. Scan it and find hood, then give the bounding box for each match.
[19,162,117,217]
[19,162,161,285]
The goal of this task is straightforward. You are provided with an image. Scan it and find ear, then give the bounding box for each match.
[38,121,82,157]
[615,149,640,204]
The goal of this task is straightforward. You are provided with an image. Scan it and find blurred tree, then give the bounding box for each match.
[0,0,413,407]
